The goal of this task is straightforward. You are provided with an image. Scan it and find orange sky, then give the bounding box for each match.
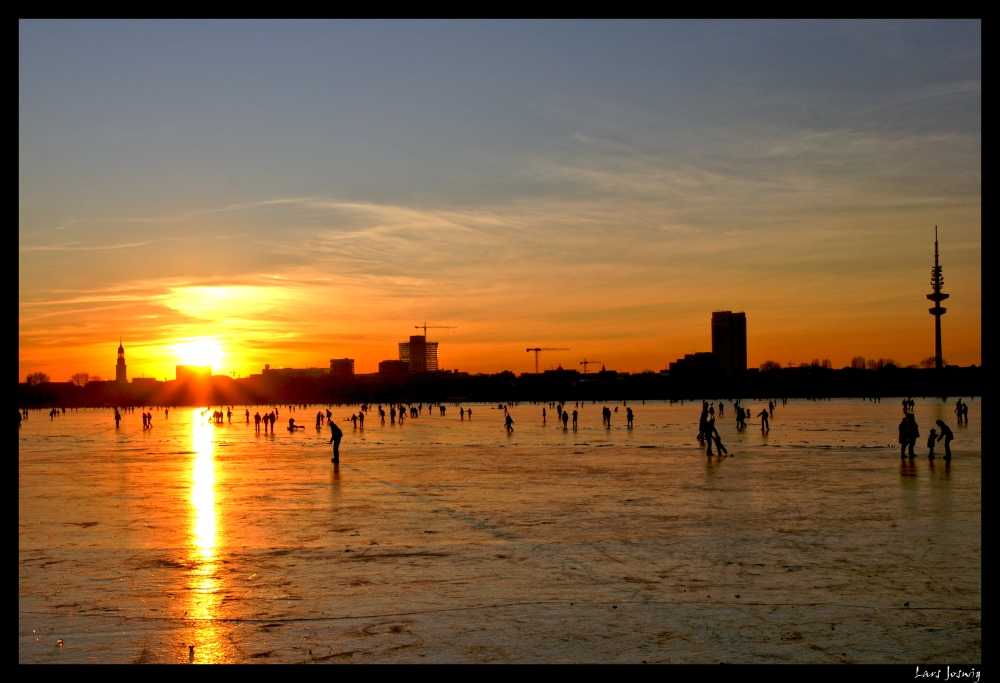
[19,22,981,381]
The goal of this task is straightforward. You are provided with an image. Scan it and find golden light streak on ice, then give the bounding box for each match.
[191,410,217,558]
[187,409,224,663]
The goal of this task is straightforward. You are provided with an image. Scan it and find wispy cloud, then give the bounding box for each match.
[19,240,160,253]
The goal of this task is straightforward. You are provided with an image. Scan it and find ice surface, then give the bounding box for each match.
[19,399,980,663]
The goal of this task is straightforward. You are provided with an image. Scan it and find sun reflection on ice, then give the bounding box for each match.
[187,409,224,663]
[192,413,217,557]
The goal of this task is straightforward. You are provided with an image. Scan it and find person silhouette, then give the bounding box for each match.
[245,409,250,423]
[961,401,969,425]
[316,412,323,429]
[757,409,769,431]
[467,408,472,419]
[390,406,396,424]
[254,412,261,432]
[626,407,633,428]
[898,417,908,459]
[713,431,728,456]
[461,407,465,420]
[906,414,919,457]
[542,407,546,424]
[505,412,514,433]
[935,420,954,460]
[114,409,121,428]
[227,408,232,423]
[706,418,721,455]
[709,405,715,418]
[351,414,358,429]
[329,419,343,463]
[718,402,724,418]
[562,410,569,429]
[768,401,774,418]
[927,428,937,459]
[572,409,578,428]
[358,411,365,429]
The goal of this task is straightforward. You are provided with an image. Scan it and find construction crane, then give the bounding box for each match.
[414,322,456,336]
[579,358,603,374]
[526,347,569,374]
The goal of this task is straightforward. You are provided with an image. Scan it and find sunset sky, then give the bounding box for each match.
[19,20,981,381]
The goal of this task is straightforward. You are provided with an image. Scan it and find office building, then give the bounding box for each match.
[398,335,439,373]
[330,358,355,378]
[378,360,410,376]
[711,311,747,374]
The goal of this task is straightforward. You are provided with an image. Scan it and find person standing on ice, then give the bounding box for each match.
[757,409,770,431]
[329,419,343,463]
[935,420,954,460]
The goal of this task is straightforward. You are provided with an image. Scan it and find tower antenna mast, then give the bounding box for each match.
[926,226,949,370]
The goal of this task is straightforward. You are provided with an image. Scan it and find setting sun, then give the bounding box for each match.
[174,339,224,369]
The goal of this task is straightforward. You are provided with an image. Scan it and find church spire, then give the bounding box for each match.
[116,339,127,382]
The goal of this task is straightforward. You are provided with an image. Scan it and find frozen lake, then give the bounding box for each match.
[19,398,980,663]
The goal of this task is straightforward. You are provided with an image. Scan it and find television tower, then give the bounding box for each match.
[925,226,948,370]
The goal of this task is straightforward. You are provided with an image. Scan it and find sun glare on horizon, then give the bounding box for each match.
[174,339,224,369]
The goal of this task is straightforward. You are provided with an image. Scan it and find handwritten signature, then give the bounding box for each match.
[916,667,980,683]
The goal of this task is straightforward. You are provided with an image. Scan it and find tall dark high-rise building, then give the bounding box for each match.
[329,358,355,378]
[115,340,127,383]
[711,311,747,374]
[926,227,949,370]
[398,335,439,373]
